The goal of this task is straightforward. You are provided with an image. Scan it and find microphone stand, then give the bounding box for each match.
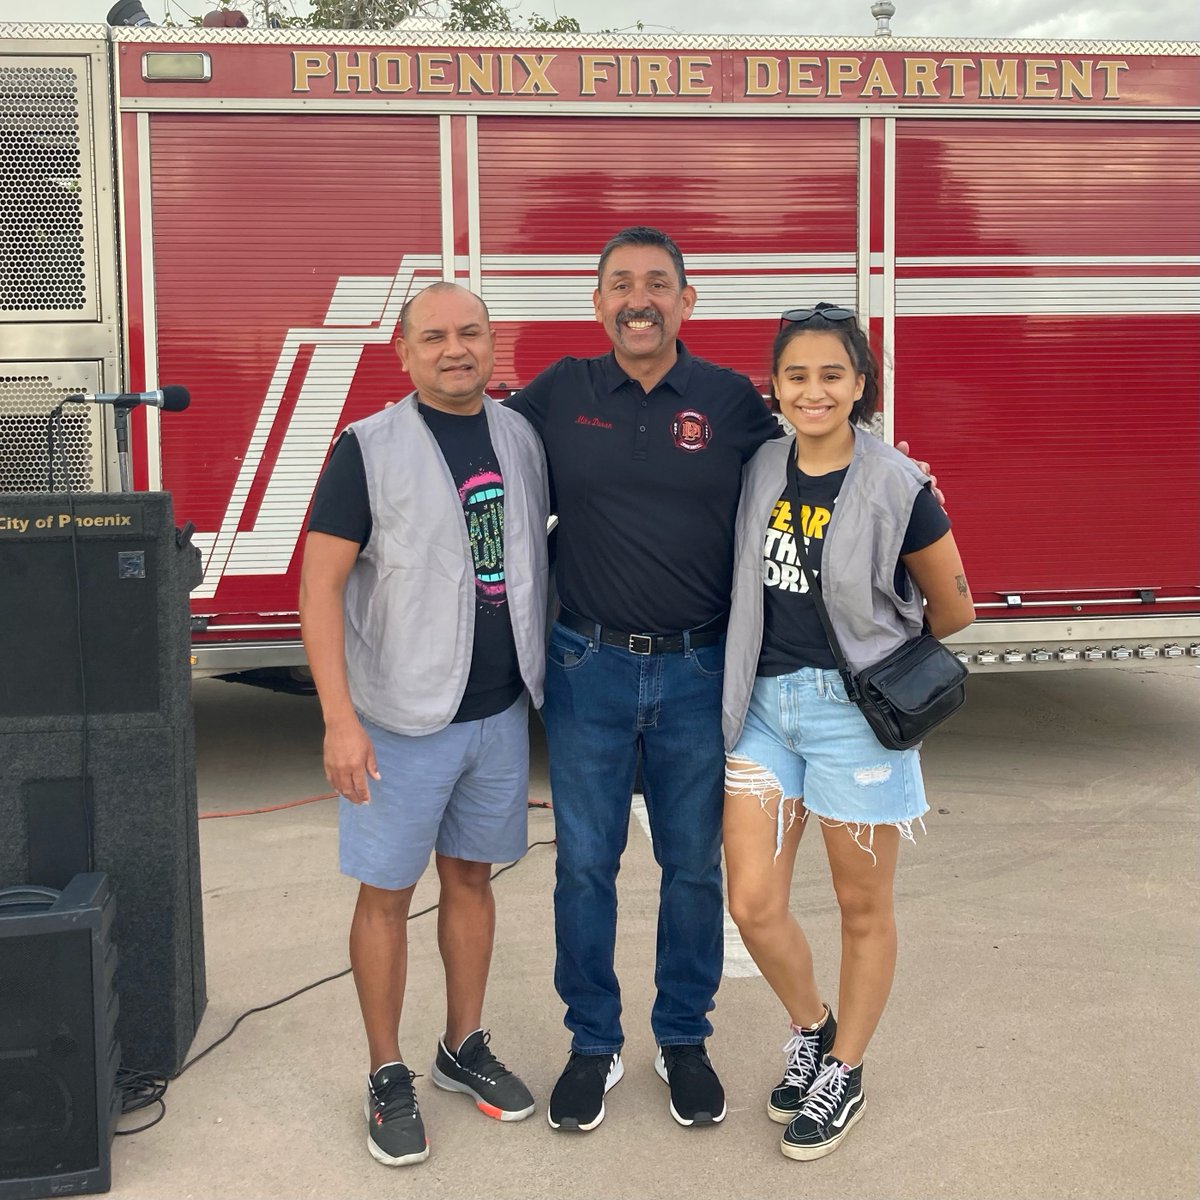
[112,403,133,492]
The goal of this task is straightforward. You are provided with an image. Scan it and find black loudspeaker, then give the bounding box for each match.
[0,492,206,1076]
[0,873,120,1200]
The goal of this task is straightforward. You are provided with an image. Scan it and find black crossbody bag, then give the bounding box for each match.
[786,461,968,751]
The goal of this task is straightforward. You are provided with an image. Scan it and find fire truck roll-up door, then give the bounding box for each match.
[0,35,121,497]
[146,113,443,664]
[474,115,860,388]
[889,119,1200,665]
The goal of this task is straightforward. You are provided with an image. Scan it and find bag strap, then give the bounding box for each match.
[783,454,861,700]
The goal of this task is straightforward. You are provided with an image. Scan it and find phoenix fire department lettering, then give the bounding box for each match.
[743,54,1129,100]
[292,50,560,95]
[290,50,1129,101]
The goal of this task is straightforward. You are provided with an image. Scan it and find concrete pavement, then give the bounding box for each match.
[107,666,1200,1199]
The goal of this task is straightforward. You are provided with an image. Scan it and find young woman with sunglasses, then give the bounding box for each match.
[721,304,975,1160]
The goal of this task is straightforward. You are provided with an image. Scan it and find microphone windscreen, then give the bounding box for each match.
[161,385,190,412]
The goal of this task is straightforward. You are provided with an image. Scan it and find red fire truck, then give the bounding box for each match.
[3,20,1198,675]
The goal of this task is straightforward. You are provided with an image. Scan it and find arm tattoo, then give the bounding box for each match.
[955,574,968,597]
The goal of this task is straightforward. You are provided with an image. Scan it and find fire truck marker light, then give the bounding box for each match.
[143,53,212,82]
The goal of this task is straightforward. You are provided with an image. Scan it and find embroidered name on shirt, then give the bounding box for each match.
[672,409,712,452]
[575,415,614,429]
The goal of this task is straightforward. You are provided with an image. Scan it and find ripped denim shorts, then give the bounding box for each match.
[727,668,928,857]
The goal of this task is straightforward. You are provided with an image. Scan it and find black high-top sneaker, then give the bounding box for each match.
[780,1055,865,1161]
[768,1006,837,1124]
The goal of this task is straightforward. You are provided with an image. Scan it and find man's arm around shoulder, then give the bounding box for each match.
[299,531,379,805]
[503,358,566,431]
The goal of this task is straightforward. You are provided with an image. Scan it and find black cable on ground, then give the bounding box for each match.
[115,828,557,1135]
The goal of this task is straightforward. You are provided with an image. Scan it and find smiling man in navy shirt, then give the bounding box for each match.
[508,227,781,1133]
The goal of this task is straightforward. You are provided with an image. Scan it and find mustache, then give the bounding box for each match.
[617,308,662,327]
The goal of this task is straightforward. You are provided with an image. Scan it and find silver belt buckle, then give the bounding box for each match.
[628,633,654,655]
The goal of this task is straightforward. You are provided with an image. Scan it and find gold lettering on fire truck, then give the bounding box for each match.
[678,56,713,96]
[417,52,455,92]
[745,55,780,96]
[862,58,898,97]
[903,58,938,96]
[941,58,974,99]
[979,58,1018,98]
[743,54,1128,101]
[787,56,822,96]
[376,51,411,92]
[288,51,1129,102]
[827,57,862,96]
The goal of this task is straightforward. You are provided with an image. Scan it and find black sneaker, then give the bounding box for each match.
[780,1055,865,1161]
[547,1051,623,1132]
[654,1042,727,1127]
[768,1006,837,1124]
[364,1062,429,1167]
[430,1029,535,1121]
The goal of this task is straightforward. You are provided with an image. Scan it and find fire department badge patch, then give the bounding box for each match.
[671,409,712,452]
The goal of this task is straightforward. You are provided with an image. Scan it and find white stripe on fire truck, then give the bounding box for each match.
[194,254,442,598]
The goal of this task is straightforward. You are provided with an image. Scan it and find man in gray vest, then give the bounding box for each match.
[300,283,550,1167]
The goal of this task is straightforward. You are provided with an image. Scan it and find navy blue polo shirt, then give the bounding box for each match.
[508,342,781,632]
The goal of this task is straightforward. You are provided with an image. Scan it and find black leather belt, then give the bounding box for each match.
[557,608,727,656]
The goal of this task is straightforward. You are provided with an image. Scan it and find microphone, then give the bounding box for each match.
[65,386,190,412]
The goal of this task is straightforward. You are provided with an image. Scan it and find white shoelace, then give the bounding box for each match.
[798,1060,848,1123]
[780,1028,820,1089]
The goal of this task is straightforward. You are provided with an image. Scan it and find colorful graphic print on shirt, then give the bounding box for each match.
[460,469,506,606]
[762,496,832,593]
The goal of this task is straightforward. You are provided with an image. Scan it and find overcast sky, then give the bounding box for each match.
[11,0,1200,41]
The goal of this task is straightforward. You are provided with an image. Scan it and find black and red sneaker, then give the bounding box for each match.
[431,1029,535,1121]
[364,1062,429,1167]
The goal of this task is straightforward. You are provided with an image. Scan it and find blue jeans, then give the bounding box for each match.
[542,619,726,1053]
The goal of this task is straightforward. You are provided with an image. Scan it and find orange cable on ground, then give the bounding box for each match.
[198,793,337,820]
[199,794,553,820]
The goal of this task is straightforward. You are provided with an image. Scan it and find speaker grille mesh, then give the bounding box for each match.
[0,65,87,315]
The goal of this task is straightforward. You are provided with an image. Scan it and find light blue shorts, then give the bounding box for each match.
[339,695,530,891]
[728,669,928,853]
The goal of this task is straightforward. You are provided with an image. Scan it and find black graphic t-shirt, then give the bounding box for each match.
[308,405,522,722]
[757,458,950,675]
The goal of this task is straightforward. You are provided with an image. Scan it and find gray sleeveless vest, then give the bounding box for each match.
[343,393,549,736]
[723,425,929,751]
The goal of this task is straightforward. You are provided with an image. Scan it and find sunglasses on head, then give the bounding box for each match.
[779,306,856,329]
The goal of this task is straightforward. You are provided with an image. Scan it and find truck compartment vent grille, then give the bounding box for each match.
[0,374,98,493]
[0,65,87,314]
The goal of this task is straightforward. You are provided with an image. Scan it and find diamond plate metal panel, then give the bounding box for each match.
[0,24,109,39]
[104,28,1200,55]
